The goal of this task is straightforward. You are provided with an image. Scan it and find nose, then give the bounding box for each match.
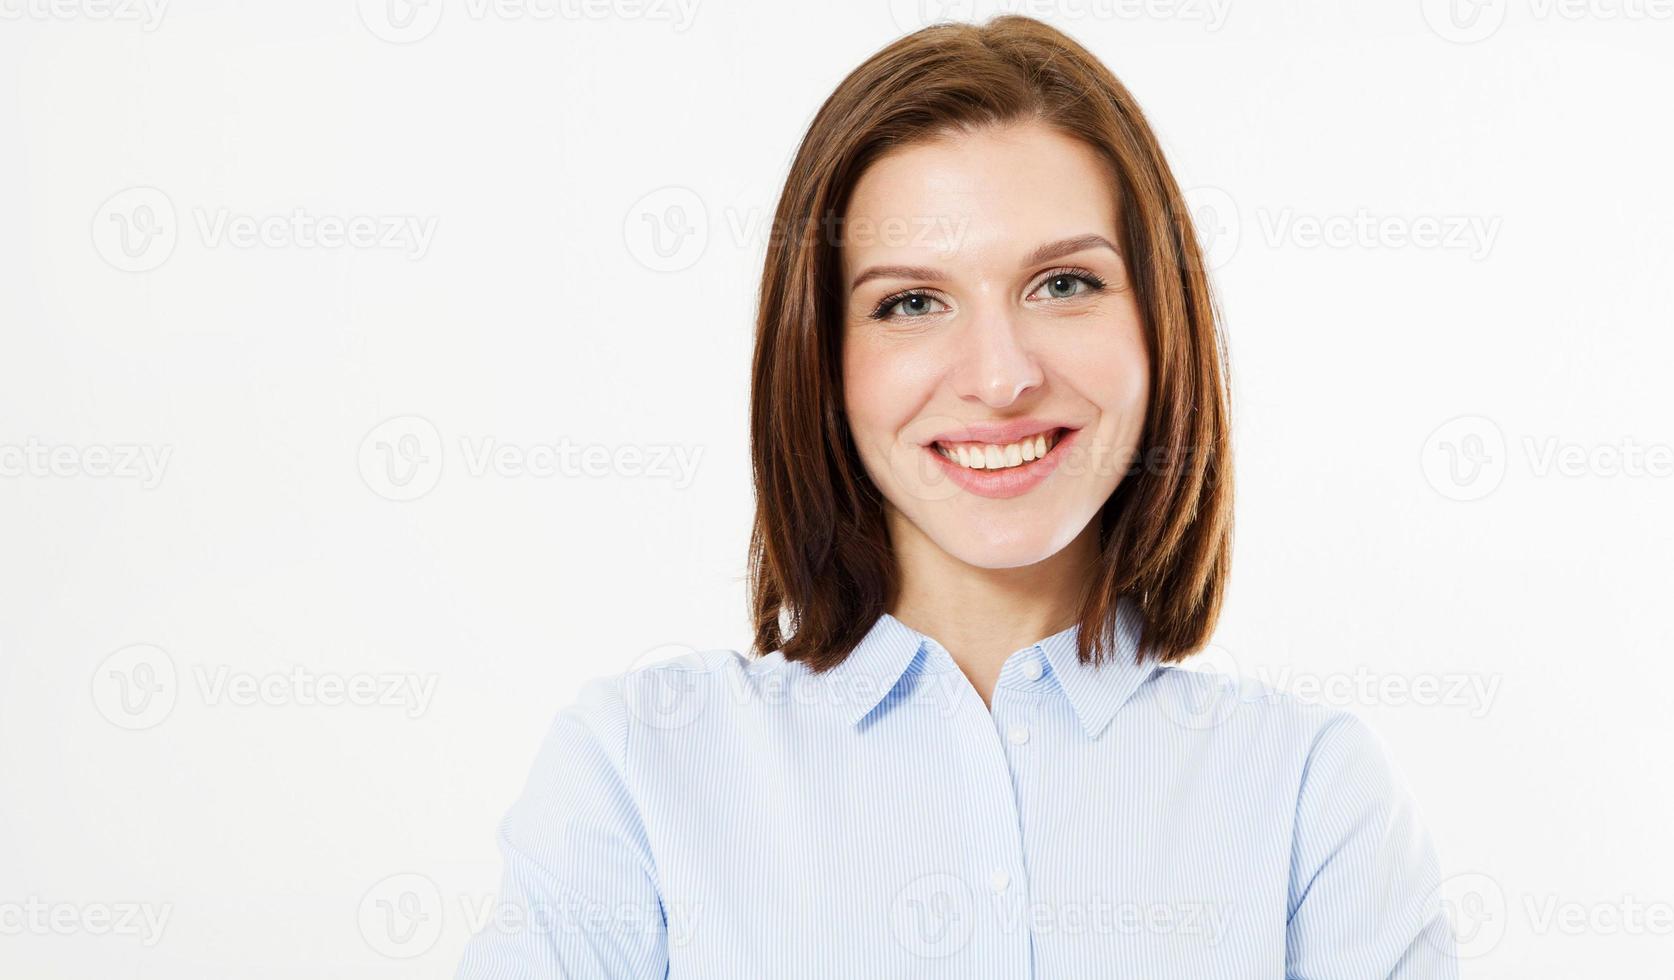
[951,302,1044,408]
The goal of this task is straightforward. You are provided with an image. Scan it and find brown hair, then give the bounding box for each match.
[747,14,1233,671]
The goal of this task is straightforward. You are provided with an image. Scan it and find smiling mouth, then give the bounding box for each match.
[930,427,1071,471]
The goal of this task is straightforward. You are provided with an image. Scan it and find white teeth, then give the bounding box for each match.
[935,430,1061,472]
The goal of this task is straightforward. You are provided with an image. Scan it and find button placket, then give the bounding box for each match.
[943,659,1035,977]
[994,650,1044,752]
[986,681,1043,971]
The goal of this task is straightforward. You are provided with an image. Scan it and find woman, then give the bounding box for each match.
[457,15,1455,978]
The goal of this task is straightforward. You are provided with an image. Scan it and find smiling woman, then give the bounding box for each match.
[456,13,1458,979]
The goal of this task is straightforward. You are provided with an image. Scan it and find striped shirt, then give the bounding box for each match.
[455,596,1457,978]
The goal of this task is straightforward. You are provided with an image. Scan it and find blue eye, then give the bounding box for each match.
[1030,269,1107,301]
[870,291,947,321]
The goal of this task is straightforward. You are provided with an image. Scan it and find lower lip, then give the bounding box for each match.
[926,428,1080,500]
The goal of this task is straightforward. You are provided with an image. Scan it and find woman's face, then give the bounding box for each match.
[840,120,1150,570]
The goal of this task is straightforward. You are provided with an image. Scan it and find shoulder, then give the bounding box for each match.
[1145,662,1365,734]
[1143,664,1409,791]
[548,645,801,765]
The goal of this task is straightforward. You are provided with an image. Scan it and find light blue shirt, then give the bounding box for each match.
[456,597,1457,978]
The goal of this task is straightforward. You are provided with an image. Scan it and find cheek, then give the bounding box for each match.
[843,336,937,460]
[841,341,906,468]
[1048,316,1150,421]
[1097,348,1149,419]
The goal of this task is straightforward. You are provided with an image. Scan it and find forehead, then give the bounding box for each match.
[841,121,1119,271]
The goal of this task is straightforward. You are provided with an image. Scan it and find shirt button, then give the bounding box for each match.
[990,870,1010,892]
[1021,659,1043,682]
[1006,724,1030,745]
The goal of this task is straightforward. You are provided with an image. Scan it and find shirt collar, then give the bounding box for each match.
[828,611,936,729]
[831,596,1156,739]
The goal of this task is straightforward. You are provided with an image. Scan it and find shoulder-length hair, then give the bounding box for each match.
[747,14,1233,671]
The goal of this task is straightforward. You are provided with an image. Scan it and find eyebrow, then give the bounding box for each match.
[847,233,1120,293]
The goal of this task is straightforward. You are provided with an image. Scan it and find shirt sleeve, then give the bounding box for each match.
[455,673,669,980]
[1285,711,1458,979]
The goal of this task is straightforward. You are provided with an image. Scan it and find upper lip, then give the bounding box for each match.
[924,418,1077,447]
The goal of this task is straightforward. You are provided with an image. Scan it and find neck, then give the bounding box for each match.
[886,512,1100,706]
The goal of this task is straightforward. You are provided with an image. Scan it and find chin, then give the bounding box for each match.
[923,514,1082,570]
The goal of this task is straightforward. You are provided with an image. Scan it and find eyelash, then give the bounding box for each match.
[867,267,1109,321]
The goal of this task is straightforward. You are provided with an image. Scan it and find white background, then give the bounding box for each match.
[2,0,1671,976]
